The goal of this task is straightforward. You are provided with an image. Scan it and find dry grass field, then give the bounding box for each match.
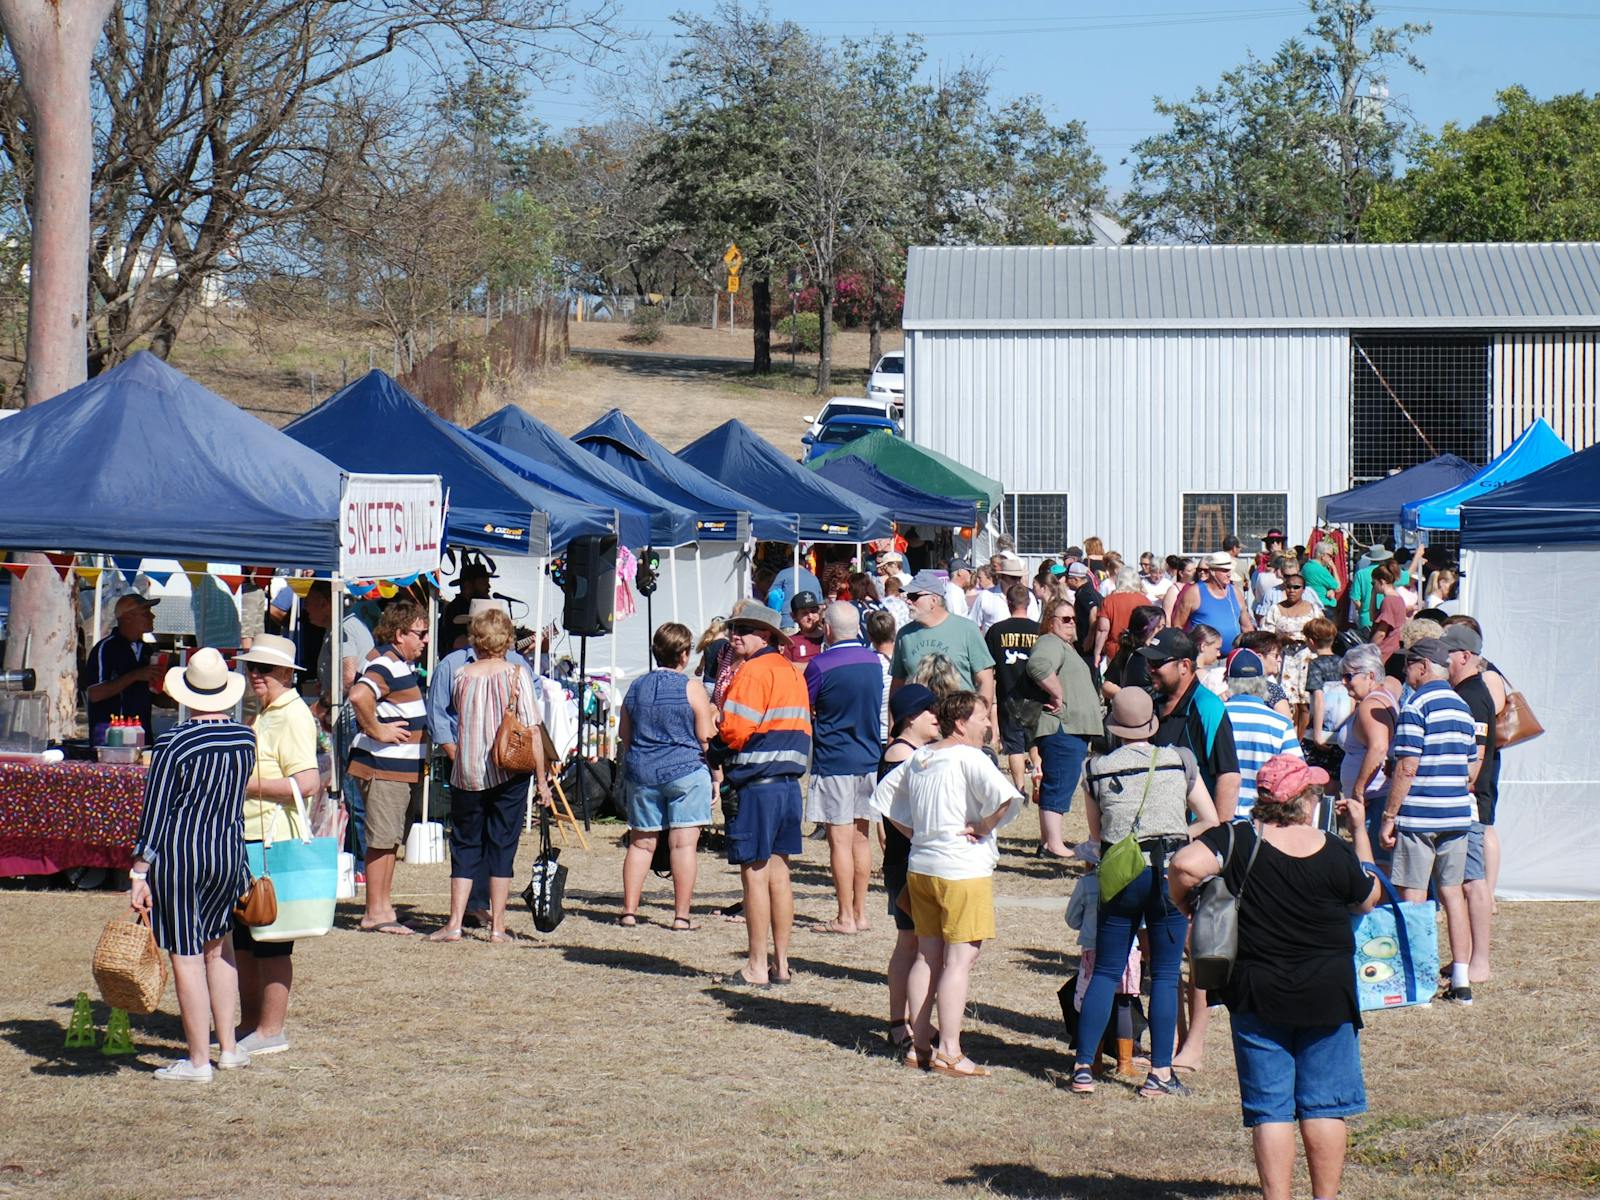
[2,802,1597,1200]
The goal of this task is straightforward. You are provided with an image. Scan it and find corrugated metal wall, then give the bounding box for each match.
[906,328,1350,554]
[1492,333,1600,454]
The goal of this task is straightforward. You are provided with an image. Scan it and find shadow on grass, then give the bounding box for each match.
[559,944,703,979]
[2,1004,185,1076]
[945,1163,1255,1199]
[783,956,882,987]
[1013,946,1080,977]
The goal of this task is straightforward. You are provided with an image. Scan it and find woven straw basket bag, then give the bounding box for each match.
[92,912,169,1014]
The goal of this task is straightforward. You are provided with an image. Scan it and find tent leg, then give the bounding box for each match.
[534,557,546,676]
[670,545,680,624]
[91,555,104,644]
[694,544,705,637]
[422,589,437,829]
[330,574,343,805]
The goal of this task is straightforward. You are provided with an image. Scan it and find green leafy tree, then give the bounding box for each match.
[1364,87,1600,242]
[1126,0,1428,243]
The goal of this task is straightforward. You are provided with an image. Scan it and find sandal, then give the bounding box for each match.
[887,1020,914,1055]
[1069,1066,1096,1094]
[931,1050,992,1078]
[426,926,464,943]
[669,916,700,932]
[714,968,771,990]
[617,913,641,928]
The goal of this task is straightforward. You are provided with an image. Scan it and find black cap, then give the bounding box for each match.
[790,590,822,614]
[1136,628,1198,665]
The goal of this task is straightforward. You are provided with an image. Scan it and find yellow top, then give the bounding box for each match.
[244,688,320,841]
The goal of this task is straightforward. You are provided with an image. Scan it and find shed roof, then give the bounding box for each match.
[902,243,1600,332]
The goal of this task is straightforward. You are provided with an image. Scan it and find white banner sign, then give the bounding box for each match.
[340,473,444,578]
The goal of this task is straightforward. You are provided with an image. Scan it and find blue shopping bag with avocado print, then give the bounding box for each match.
[1351,866,1438,1011]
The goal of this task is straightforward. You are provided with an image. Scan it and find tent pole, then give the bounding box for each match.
[534,556,546,676]
[422,588,437,831]
[854,542,862,571]
[694,543,705,636]
[330,574,343,804]
[91,554,104,644]
[793,540,800,589]
[670,544,680,623]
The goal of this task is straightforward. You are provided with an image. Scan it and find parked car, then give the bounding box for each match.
[802,413,899,463]
[866,350,905,412]
[800,397,899,446]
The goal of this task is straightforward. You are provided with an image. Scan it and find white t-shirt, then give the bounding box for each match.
[871,743,1021,880]
[970,588,1039,633]
[1141,577,1175,606]
[943,580,970,619]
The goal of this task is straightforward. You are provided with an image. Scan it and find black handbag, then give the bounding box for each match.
[522,806,567,933]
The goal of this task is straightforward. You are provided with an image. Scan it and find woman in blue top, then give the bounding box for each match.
[1175,550,1255,653]
[618,623,717,929]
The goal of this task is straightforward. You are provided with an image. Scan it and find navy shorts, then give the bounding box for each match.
[999,716,1029,756]
[1231,1012,1367,1127]
[233,913,293,958]
[727,778,803,865]
[882,821,914,932]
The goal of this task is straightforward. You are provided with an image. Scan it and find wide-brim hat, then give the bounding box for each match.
[164,647,246,711]
[235,634,302,672]
[728,599,791,645]
[996,552,1027,577]
[456,597,511,625]
[1202,551,1234,569]
[1105,687,1159,740]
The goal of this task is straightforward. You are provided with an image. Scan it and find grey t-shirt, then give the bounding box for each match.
[317,613,375,701]
[1085,743,1199,843]
[890,613,995,690]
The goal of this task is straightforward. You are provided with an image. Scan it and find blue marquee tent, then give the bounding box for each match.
[678,419,893,542]
[285,371,612,556]
[1401,419,1572,533]
[573,409,789,541]
[1317,454,1480,524]
[0,352,347,568]
[808,454,977,529]
[1461,440,1600,549]
[471,405,698,547]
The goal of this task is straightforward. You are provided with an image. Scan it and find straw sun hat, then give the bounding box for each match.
[163,647,246,711]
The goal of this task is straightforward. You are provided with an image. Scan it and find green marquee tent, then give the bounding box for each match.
[812,431,1002,520]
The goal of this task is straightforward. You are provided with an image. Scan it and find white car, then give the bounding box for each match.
[867,350,905,412]
[800,397,899,443]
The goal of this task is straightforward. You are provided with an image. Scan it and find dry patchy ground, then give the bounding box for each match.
[2,804,1597,1200]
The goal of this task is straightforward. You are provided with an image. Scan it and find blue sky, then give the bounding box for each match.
[527,1,1600,190]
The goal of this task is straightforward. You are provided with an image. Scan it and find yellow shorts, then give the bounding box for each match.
[905,871,995,944]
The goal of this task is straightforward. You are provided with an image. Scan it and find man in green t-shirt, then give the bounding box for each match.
[890,570,996,737]
[1349,545,1423,629]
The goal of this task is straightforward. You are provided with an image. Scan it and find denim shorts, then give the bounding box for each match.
[1231,1012,1367,1127]
[626,767,714,832]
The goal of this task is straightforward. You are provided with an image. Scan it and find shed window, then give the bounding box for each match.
[1181,492,1288,556]
[1004,493,1069,556]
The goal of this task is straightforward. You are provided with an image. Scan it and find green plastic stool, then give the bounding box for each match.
[101,1008,136,1056]
[65,992,98,1049]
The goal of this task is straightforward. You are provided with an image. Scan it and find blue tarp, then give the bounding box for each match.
[0,352,346,568]
[1461,440,1600,549]
[1401,419,1572,532]
[471,405,698,547]
[1317,455,1481,524]
[572,409,789,542]
[677,419,893,542]
[809,455,977,529]
[285,371,612,556]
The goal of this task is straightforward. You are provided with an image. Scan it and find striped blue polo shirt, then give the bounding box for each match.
[1223,694,1302,819]
[1392,679,1475,833]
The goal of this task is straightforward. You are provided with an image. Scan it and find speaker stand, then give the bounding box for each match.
[576,634,591,830]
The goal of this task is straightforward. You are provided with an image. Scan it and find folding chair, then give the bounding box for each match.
[536,726,588,850]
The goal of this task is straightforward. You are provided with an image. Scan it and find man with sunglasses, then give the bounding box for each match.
[349,599,431,936]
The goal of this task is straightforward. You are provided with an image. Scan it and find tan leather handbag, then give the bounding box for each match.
[234,775,281,926]
[1495,689,1545,749]
[492,668,539,775]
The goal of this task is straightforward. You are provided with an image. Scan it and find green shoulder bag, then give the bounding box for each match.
[1096,751,1160,901]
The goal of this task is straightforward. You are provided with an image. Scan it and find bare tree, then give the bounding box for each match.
[0,0,114,733]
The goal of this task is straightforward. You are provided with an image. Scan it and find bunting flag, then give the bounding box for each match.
[113,556,143,584]
[45,552,75,580]
[73,566,104,586]
[2,562,27,579]
[286,577,316,598]
[143,569,172,586]
[179,559,208,587]
[217,573,245,594]
[246,566,275,590]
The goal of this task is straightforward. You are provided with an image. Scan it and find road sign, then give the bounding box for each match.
[723,242,742,267]
[727,272,741,294]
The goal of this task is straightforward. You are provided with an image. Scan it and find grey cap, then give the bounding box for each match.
[1441,624,1483,655]
[906,569,947,598]
[1406,636,1451,667]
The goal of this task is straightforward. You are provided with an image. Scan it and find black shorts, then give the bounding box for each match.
[999,716,1030,756]
[233,915,294,958]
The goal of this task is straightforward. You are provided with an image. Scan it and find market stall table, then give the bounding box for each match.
[0,760,147,876]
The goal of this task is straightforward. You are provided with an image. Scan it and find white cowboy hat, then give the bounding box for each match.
[455,597,512,625]
[234,634,302,672]
[1202,550,1235,569]
[164,647,246,711]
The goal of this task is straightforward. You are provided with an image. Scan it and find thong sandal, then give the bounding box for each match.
[361,921,415,936]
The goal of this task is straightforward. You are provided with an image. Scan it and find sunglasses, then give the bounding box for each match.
[1340,672,1358,682]
[1282,581,1304,589]
[729,623,766,636]
[245,662,276,676]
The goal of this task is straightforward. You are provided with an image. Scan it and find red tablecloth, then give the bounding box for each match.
[0,760,147,875]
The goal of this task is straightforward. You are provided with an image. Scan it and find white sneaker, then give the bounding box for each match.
[154,1059,213,1083]
[216,1047,252,1070]
[238,1030,289,1055]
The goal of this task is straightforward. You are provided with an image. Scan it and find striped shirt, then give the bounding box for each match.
[451,661,540,792]
[717,648,813,788]
[349,648,428,783]
[1224,695,1302,819]
[1391,680,1475,833]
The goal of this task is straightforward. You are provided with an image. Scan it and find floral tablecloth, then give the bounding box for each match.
[0,760,147,875]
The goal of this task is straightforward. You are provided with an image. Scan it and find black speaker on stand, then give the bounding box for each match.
[562,535,617,830]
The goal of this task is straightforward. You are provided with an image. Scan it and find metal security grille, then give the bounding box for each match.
[1181,492,1287,556]
[1005,493,1069,556]
[1351,334,1490,483]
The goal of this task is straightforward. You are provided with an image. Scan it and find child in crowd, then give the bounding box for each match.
[1065,867,1144,1077]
